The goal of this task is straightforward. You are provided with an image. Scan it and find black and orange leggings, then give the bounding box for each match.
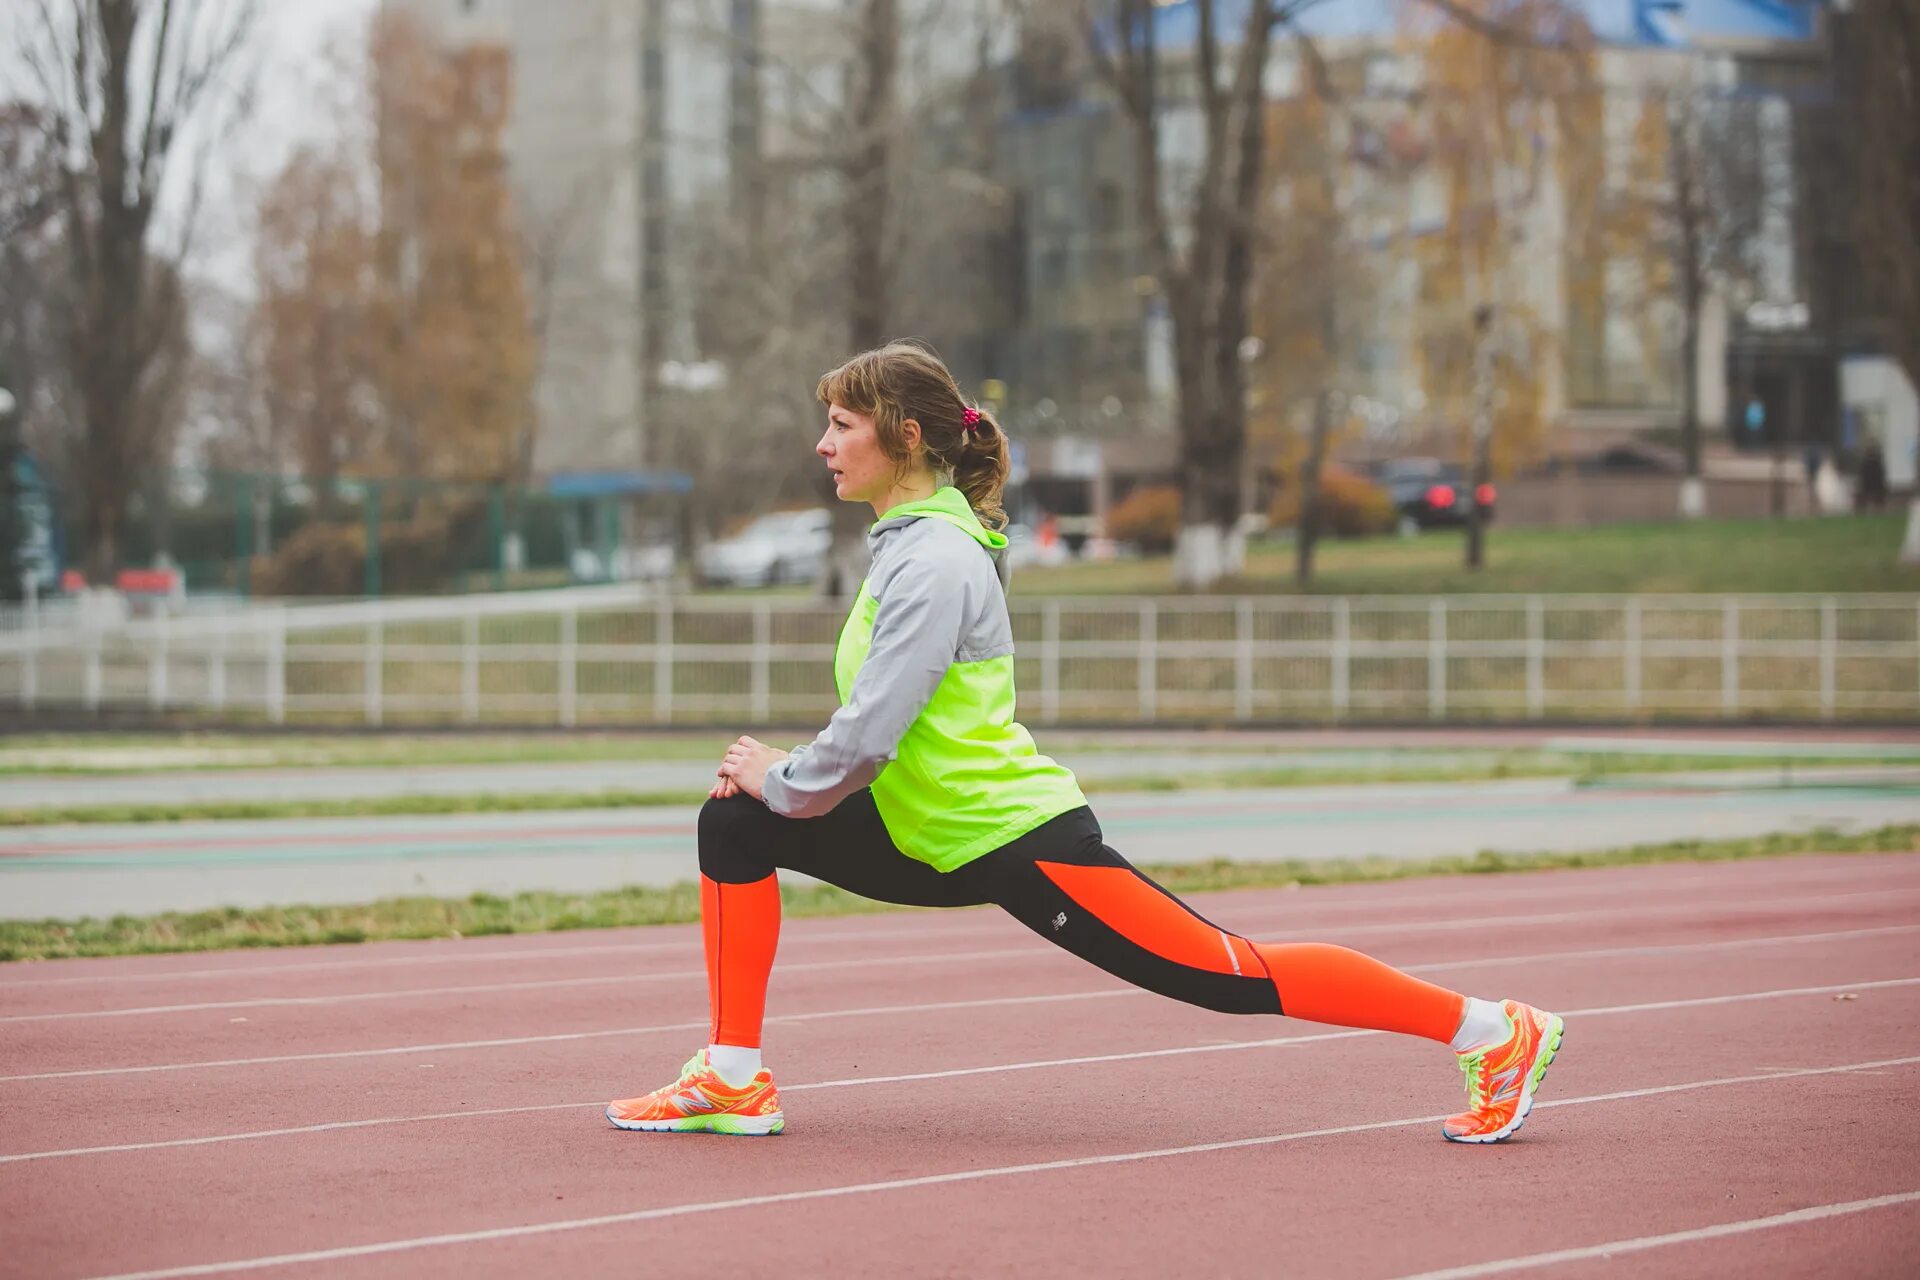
[696,791,1467,1050]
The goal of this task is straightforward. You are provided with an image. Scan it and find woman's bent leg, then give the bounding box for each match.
[695,790,991,1051]
[696,797,787,1051]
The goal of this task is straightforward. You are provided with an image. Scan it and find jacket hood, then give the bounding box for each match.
[870,486,1007,551]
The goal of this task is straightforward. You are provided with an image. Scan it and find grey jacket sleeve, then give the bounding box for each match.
[761,554,973,819]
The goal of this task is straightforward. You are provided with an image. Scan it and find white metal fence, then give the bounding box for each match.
[3,590,1917,725]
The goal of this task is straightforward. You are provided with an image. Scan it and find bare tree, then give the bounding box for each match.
[1071,0,1275,587]
[12,0,258,581]
[1850,0,1919,393]
[1071,0,1582,587]
[0,102,70,469]
[1621,75,1767,519]
[1843,0,1920,561]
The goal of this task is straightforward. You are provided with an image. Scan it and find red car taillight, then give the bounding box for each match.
[1426,484,1456,508]
[1475,483,1496,506]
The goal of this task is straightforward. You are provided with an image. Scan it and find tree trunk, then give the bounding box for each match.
[1678,282,1706,519]
[1465,435,1492,569]
[819,0,896,603]
[1294,388,1334,584]
[1465,306,1494,570]
[1901,497,1920,564]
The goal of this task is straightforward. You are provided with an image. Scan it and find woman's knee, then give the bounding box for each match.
[697,794,780,883]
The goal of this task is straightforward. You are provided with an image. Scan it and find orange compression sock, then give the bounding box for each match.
[1250,942,1466,1043]
[701,873,782,1049]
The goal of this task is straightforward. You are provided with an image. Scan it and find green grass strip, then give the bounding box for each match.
[4,823,1915,963]
[6,753,1915,827]
[0,789,708,827]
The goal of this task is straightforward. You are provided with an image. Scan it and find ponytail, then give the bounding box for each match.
[953,405,1010,531]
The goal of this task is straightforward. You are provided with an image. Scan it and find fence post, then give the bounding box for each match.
[209,628,227,712]
[150,612,169,710]
[1526,595,1545,718]
[1138,599,1157,721]
[1332,598,1350,719]
[1721,598,1739,717]
[1624,597,1642,712]
[1042,599,1061,724]
[1820,596,1837,721]
[558,604,578,727]
[21,638,37,711]
[364,617,383,726]
[83,632,101,713]
[1428,598,1447,720]
[751,601,771,722]
[267,609,287,724]
[462,608,481,724]
[1235,597,1254,722]
[654,597,674,724]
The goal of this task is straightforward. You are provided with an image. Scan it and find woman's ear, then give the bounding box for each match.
[900,417,923,454]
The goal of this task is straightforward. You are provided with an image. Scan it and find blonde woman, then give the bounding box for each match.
[607,342,1563,1142]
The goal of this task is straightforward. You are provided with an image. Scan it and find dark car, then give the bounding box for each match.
[1375,458,1496,531]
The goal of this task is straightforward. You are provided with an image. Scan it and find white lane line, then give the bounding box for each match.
[0,946,1042,1024]
[78,1056,1920,1280]
[9,971,1917,1158]
[7,864,1906,990]
[0,989,1136,1083]
[784,979,1920,1092]
[1389,1191,1920,1280]
[5,924,1914,1081]
[12,890,1911,1023]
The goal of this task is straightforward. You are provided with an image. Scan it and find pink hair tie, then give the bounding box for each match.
[961,407,982,432]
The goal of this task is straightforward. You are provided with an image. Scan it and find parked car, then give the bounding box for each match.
[696,508,831,587]
[1375,458,1496,531]
[1003,521,1071,572]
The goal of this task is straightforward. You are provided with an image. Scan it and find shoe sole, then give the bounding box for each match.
[605,1107,784,1136]
[1442,1013,1564,1145]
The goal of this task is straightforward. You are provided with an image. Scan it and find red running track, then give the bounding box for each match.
[2,854,1919,1279]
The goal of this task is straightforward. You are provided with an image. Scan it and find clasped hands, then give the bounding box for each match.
[710,735,790,802]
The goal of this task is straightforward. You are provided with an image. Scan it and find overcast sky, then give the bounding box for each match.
[204,0,384,296]
[1,1,382,300]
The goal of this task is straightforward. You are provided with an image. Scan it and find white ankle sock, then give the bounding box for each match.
[1450,998,1510,1052]
[706,1043,763,1086]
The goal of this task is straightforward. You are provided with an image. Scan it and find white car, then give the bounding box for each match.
[697,509,832,587]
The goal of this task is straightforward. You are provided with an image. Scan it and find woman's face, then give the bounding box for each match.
[817,403,910,506]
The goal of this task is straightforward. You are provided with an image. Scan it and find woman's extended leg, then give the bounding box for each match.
[607,790,988,1135]
[969,808,1564,1144]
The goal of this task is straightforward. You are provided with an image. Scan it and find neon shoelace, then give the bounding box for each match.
[1458,1049,1490,1111]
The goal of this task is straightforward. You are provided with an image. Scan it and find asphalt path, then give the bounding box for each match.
[5,773,1919,919]
[0,749,1524,810]
[4,728,1919,812]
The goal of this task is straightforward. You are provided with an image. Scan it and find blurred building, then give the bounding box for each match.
[912,1,1878,524]
[392,1,1905,529]
[386,0,999,484]
[386,0,724,475]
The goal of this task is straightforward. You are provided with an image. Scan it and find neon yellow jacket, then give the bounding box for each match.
[760,487,1086,870]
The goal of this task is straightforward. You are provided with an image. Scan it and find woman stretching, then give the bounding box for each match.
[607,342,1563,1144]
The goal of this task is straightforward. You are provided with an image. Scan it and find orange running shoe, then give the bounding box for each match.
[1443,999,1564,1144]
[606,1050,784,1136]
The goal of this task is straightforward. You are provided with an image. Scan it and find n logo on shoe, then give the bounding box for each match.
[1488,1065,1523,1103]
[1051,912,1068,931]
[674,1090,718,1115]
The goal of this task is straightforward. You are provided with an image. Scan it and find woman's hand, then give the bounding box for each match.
[716,735,790,802]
